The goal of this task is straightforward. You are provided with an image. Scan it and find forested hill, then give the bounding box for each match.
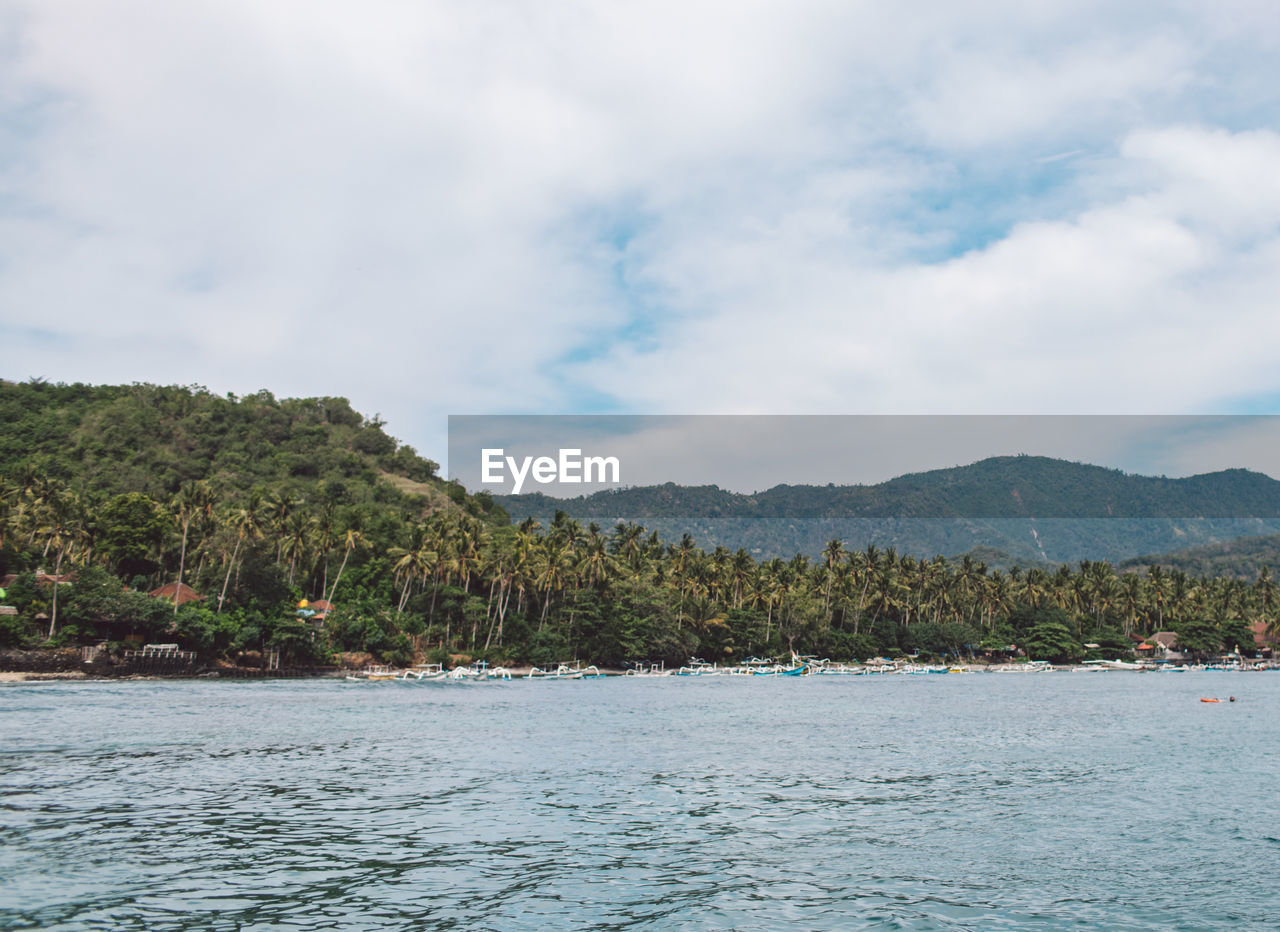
[1118,533,1280,580]
[497,457,1280,563]
[0,379,507,525]
[500,456,1280,519]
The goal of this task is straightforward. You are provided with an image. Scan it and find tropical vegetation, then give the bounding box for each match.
[1,380,1275,668]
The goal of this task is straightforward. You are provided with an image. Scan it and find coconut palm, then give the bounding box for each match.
[389,526,436,613]
[280,512,313,587]
[312,505,338,602]
[535,540,571,629]
[325,525,366,605]
[171,480,215,615]
[1148,565,1169,631]
[35,484,84,639]
[217,493,265,613]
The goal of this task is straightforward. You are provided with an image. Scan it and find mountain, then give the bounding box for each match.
[497,456,1280,563]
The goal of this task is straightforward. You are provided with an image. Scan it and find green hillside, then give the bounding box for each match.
[0,379,505,522]
[0,379,510,666]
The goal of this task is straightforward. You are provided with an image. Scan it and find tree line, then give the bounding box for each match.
[2,473,1276,666]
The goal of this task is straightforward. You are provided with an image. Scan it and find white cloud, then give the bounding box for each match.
[1,1,1280,463]
[907,35,1193,149]
[571,124,1280,417]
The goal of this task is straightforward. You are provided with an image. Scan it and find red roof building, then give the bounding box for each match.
[148,582,205,606]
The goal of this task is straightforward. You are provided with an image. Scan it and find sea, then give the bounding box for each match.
[2,672,1277,930]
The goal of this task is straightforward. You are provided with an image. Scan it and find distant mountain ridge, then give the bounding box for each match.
[502,455,1280,519]
[497,455,1280,563]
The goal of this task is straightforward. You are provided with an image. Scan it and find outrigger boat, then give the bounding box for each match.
[624,662,670,677]
[398,664,447,681]
[345,665,399,682]
[526,662,602,679]
[346,661,512,682]
[749,662,808,676]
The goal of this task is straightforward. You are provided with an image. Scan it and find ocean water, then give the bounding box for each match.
[1,673,1277,930]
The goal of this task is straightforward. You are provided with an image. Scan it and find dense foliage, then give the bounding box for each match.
[1118,532,1280,580]
[1,380,1275,667]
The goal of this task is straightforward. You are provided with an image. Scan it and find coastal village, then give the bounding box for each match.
[2,565,1276,680]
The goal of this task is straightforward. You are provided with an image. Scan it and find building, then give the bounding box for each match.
[148,582,205,606]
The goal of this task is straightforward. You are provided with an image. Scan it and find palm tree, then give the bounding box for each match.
[484,546,522,651]
[821,539,845,613]
[264,492,303,564]
[577,535,615,590]
[280,512,313,587]
[536,540,570,629]
[669,533,697,625]
[1148,565,1169,631]
[36,484,83,639]
[611,522,646,582]
[986,571,1014,631]
[171,480,215,616]
[1119,573,1143,636]
[389,525,436,613]
[1020,568,1049,609]
[217,493,265,613]
[313,505,338,602]
[729,549,754,609]
[1255,566,1275,634]
[325,525,366,605]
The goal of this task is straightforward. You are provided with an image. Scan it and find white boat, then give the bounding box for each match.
[991,660,1055,673]
[625,663,670,676]
[527,663,588,679]
[1080,659,1142,670]
[348,662,512,683]
[807,659,863,675]
[442,663,511,681]
[398,664,447,681]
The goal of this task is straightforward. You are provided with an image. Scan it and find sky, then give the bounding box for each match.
[4,1,1280,480]
[449,415,1280,493]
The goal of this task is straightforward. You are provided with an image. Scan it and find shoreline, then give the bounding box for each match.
[3,664,1276,683]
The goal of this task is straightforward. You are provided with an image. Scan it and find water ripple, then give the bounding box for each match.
[2,674,1278,929]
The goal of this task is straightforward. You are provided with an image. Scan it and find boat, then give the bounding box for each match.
[991,661,1055,673]
[1081,659,1143,670]
[346,662,511,683]
[751,663,808,676]
[527,663,589,679]
[345,665,399,681]
[398,664,447,681]
[625,663,670,677]
[810,661,863,676]
[675,661,716,676]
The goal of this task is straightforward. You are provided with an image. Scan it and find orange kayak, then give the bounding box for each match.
[1200,697,1221,703]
